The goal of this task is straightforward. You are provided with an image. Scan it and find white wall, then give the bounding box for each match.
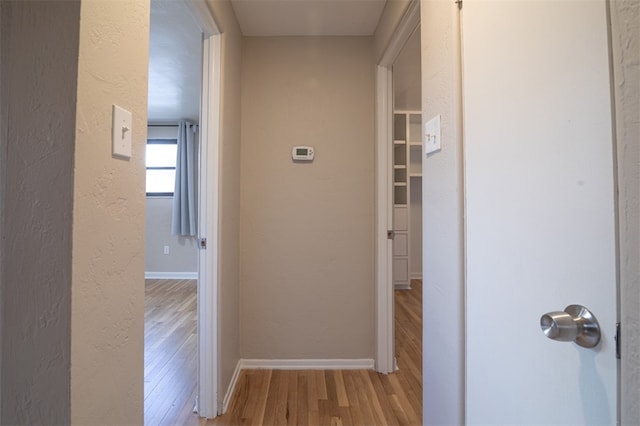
[374,0,412,62]
[420,1,465,425]
[145,125,198,277]
[240,36,375,360]
[393,26,421,111]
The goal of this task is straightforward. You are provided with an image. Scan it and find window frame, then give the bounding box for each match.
[146,138,178,197]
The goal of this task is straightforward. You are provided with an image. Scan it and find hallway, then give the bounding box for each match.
[208,280,423,425]
[144,279,422,425]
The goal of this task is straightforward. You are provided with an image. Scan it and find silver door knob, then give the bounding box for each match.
[540,304,601,348]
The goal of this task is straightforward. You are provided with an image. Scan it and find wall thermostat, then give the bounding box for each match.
[292,146,315,161]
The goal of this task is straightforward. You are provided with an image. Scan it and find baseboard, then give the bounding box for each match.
[220,358,374,412]
[410,273,423,280]
[145,271,198,280]
[222,359,243,414]
[394,283,412,290]
[239,358,375,370]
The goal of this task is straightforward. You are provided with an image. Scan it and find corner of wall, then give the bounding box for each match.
[207,0,244,411]
[70,0,149,423]
[610,0,640,422]
[420,1,465,425]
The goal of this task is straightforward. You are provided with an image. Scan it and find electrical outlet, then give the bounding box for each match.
[163,245,170,255]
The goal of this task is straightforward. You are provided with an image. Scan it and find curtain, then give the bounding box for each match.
[171,120,197,236]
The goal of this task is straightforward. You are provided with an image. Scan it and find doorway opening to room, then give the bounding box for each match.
[144,0,221,424]
[373,0,420,382]
[390,24,423,385]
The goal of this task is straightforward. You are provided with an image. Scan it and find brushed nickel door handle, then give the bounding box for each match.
[540,304,601,348]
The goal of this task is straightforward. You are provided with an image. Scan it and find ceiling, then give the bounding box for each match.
[147,0,389,123]
[148,0,202,123]
[230,0,387,36]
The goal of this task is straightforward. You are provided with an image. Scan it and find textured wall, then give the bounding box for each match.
[393,26,422,111]
[0,1,80,423]
[610,0,640,423]
[205,0,244,410]
[70,0,148,423]
[420,1,465,425]
[240,37,375,360]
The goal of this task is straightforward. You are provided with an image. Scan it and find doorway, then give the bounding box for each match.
[144,1,202,424]
[374,0,420,375]
[391,24,423,374]
[144,0,221,422]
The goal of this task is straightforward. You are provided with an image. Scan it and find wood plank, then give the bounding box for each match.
[207,280,423,425]
[144,279,200,426]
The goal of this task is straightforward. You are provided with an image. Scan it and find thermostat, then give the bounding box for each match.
[292,146,314,161]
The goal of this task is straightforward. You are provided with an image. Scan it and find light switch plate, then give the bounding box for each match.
[424,114,442,155]
[112,104,132,158]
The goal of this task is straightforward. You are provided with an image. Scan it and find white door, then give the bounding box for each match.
[462,1,617,424]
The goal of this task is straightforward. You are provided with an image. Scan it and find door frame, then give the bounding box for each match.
[184,0,221,419]
[374,0,420,374]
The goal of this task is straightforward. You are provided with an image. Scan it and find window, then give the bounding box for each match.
[146,139,178,196]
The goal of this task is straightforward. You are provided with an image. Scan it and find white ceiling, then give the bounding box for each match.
[147,0,389,123]
[148,0,202,123]
[230,0,387,36]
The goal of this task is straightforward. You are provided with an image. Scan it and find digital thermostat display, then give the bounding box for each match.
[292,146,315,161]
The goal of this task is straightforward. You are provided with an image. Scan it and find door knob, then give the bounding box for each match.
[540,304,601,348]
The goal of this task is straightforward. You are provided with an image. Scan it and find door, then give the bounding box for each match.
[462,1,617,424]
[197,33,221,418]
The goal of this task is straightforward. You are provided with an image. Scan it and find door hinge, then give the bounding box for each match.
[455,0,463,10]
[198,238,207,249]
[615,322,621,359]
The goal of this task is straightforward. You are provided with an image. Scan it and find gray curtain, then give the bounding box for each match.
[171,120,197,236]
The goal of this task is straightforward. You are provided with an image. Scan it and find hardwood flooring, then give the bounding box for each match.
[145,279,423,426]
[208,280,423,426]
[145,279,199,426]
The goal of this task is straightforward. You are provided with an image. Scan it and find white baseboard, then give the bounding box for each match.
[410,273,423,280]
[394,283,412,290]
[239,358,375,370]
[219,358,374,414]
[145,271,198,280]
[222,360,243,414]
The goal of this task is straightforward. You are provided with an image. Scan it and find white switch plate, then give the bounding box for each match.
[424,114,442,155]
[112,104,132,158]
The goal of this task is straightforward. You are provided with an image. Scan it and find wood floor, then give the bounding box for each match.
[207,280,423,426]
[145,279,422,426]
[145,279,199,426]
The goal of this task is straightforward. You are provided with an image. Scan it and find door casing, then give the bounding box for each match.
[374,0,420,375]
[182,0,221,419]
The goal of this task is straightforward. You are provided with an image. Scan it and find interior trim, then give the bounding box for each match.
[239,359,376,370]
[144,271,198,280]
